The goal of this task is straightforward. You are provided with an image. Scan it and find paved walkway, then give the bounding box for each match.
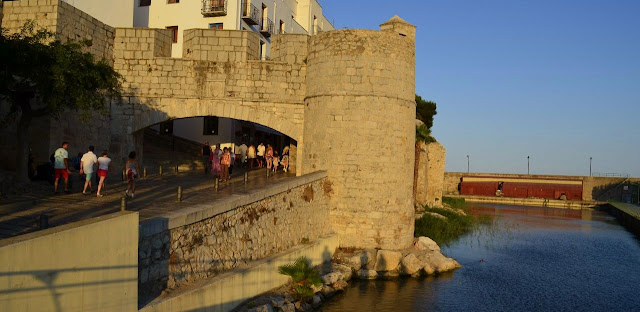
[609,202,640,219]
[0,168,294,239]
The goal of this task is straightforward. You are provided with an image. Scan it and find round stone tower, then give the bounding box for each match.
[302,16,417,250]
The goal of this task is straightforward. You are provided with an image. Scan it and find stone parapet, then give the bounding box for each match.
[415,141,446,208]
[114,28,172,60]
[270,34,310,64]
[137,171,332,304]
[182,29,260,62]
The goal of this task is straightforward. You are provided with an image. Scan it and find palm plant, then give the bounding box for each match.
[278,257,323,301]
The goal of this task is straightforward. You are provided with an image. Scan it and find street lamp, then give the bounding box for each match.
[467,155,470,173]
[590,157,592,177]
[527,156,530,175]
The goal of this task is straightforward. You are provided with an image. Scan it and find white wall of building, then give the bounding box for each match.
[63,0,133,27]
[172,117,237,147]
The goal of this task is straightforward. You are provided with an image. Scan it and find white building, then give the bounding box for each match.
[134,0,334,58]
[62,0,133,27]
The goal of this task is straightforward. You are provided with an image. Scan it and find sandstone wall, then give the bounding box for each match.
[302,21,417,250]
[137,172,332,304]
[415,141,446,208]
[270,34,309,64]
[183,29,260,62]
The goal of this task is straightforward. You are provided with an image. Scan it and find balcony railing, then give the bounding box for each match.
[261,17,275,37]
[241,0,260,25]
[202,0,227,16]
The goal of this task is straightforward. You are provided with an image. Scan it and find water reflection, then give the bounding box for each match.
[321,204,640,312]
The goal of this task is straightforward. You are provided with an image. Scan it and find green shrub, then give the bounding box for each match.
[442,197,467,209]
[414,198,493,245]
[278,257,323,301]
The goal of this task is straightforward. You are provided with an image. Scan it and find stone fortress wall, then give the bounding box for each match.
[2,0,420,251]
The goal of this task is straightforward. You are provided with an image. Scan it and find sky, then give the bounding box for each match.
[321,0,640,177]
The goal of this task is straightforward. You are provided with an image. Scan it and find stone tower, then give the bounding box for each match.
[302,16,417,250]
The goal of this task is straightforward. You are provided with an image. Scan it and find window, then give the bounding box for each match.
[259,41,265,60]
[139,0,151,6]
[313,15,317,34]
[209,23,224,30]
[167,0,179,3]
[203,117,219,135]
[166,26,178,43]
[279,20,285,34]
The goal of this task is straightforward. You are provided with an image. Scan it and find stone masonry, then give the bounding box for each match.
[3,1,420,250]
[138,173,332,303]
[415,141,446,208]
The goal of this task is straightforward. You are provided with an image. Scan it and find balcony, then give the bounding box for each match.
[201,0,227,16]
[241,0,260,25]
[261,17,275,37]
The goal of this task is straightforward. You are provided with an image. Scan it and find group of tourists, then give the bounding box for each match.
[52,142,139,198]
[202,141,290,179]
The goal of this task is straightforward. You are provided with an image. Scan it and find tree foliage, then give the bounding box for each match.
[0,21,123,122]
[415,94,437,130]
[278,256,323,301]
[416,123,436,144]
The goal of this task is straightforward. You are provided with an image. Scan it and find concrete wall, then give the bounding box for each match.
[0,212,139,312]
[63,0,133,27]
[415,141,446,208]
[302,17,417,250]
[137,171,332,304]
[444,171,640,201]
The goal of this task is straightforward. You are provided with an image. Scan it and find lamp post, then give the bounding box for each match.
[527,156,530,175]
[467,155,470,174]
[590,157,592,177]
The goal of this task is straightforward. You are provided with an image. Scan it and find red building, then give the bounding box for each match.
[460,176,583,201]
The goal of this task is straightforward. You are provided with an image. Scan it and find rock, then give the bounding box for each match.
[251,304,273,312]
[270,297,285,308]
[378,270,400,278]
[311,284,322,294]
[425,212,448,220]
[375,250,402,271]
[321,285,336,298]
[421,252,461,273]
[415,237,441,252]
[346,249,377,271]
[333,280,348,291]
[400,253,422,275]
[322,272,341,285]
[295,301,312,312]
[283,293,295,304]
[280,303,295,312]
[332,263,353,281]
[312,295,322,308]
[358,269,378,280]
[422,263,435,275]
[440,206,467,216]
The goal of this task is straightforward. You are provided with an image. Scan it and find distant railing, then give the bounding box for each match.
[261,17,275,36]
[593,172,630,178]
[241,0,260,25]
[201,0,227,16]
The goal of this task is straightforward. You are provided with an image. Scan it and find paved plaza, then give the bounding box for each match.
[0,168,294,239]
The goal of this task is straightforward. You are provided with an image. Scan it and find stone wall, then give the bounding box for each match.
[270,34,309,64]
[302,18,417,250]
[183,29,260,62]
[137,172,332,303]
[415,141,446,208]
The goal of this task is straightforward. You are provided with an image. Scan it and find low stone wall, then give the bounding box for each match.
[0,211,139,312]
[415,141,446,208]
[138,171,332,304]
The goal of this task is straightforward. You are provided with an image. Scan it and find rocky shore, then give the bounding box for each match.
[239,237,460,312]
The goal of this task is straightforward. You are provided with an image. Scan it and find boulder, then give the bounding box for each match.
[425,212,448,220]
[374,250,402,271]
[333,280,348,291]
[251,304,273,312]
[322,272,341,285]
[400,253,422,275]
[415,237,441,252]
[422,263,435,275]
[332,263,353,281]
[346,249,377,270]
[312,295,322,308]
[283,293,295,304]
[281,303,295,312]
[270,297,285,308]
[358,269,378,280]
[378,270,400,278]
[295,301,312,312]
[422,252,461,273]
[321,285,336,298]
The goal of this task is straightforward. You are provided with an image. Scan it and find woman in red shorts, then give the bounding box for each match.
[96,150,112,197]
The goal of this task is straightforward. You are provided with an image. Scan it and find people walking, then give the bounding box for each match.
[80,146,98,195]
[53,142,70,194]
[237,142,248,168]
[247,143,256,169]
[272,151,280,173]
[282,146,290,173]
[257,143,265,168]
[220,147,231,181]
[96,150,112,197]
[202,141,212,174]
[211,145,221,178]
[125,151,140,199]
[265,144,273,170]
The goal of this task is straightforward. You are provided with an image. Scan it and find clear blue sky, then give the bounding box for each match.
[322,0,640,177]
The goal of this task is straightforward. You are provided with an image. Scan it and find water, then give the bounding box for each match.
[320,204,640,312]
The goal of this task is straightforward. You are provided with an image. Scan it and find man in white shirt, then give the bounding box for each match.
[80,146,98,195]
[257,143,265,168]
[236,143,248,168]
[53,141,70,194]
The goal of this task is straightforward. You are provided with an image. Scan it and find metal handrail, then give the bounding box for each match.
[201,0,227,16]
[261,17,275,35]
[241,0,260,24]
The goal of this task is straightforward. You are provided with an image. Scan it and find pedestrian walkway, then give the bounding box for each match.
[609,202,640,220]
[0,168,294,239]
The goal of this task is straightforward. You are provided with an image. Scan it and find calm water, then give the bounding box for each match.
[320,204,640,312]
